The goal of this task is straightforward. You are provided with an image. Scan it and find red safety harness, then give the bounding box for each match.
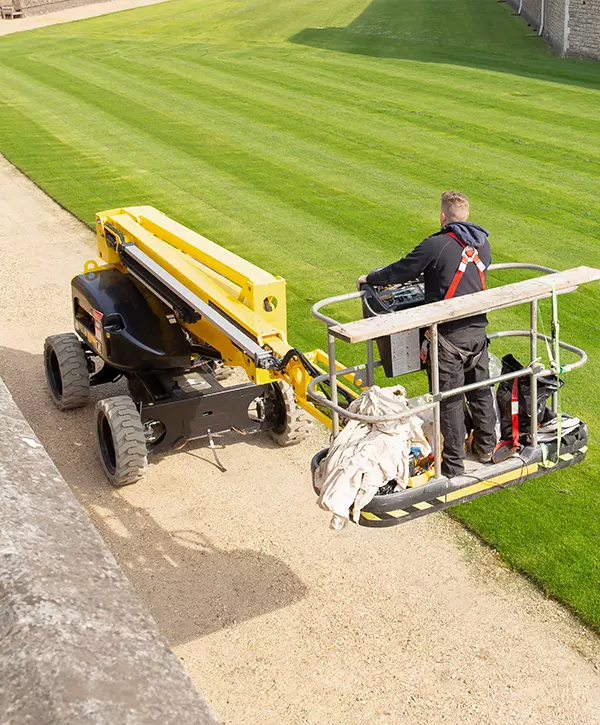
[442,232,521,463]
[444,231,487,300]
[419,232,489,365]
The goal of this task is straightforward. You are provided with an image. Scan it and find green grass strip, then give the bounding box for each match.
[1,0,599,629]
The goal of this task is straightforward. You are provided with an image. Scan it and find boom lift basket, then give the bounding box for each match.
[309,264,600,527]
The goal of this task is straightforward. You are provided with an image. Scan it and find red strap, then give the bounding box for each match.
[444,269,464,300]
[477,267,486,290]
[511,378,519,448]
[444,231,487,299]
[446,231,466,247]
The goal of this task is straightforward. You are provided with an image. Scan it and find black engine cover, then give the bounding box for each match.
[72,268,191,371]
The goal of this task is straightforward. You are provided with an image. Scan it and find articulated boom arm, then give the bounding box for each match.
[92,206,335,426]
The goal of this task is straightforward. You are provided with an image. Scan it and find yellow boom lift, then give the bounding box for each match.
[44,207,600,527]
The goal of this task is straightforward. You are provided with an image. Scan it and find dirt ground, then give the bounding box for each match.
[0,0,169,36]
[1,153,600,724]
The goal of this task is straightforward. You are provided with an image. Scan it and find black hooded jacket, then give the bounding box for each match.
[366,222,492,333]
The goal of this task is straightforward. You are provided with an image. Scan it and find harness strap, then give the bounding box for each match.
[511,378,520,448]
[437,332,486,373]
[444,231,487,300]
[491,377,520,463]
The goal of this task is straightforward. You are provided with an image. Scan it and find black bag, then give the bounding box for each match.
[496,354,562,442]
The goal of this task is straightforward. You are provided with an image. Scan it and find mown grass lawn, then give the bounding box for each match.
[1,0,599,628]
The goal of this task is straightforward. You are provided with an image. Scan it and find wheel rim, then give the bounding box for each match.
[144,420,166,448]
[266,384,287,434]
[46,349,64,400]
[98,413,117,475]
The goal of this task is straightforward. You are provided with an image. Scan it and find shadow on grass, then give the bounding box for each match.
[0,345,307,647]
[289,0,600,90]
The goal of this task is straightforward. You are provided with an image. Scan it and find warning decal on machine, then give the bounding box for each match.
[92,309,103,341]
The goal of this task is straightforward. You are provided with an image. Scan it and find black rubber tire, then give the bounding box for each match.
[95,396,148,487]
[44,333,90,411]
[267,381,312,447]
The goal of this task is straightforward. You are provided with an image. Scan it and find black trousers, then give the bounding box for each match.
[429,327,497,478]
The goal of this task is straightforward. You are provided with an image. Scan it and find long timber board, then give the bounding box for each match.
[331,266,600,344]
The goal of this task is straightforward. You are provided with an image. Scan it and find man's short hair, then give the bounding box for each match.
[441,191,470,222]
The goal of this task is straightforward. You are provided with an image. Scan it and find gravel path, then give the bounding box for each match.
[0,0,169,36]
[1,153,600,725]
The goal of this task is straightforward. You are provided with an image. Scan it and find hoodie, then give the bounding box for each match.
[366,222,492,333]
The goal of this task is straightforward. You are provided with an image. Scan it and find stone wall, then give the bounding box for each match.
[519,0,543,29]
[12,0,108,16]
[507,0,564,53]
[0,376,220,725]
[506,0,600,58]
[544,0,568,51]
[569,0,600,57]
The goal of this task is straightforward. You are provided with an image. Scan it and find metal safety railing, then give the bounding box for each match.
[309,264,588,480]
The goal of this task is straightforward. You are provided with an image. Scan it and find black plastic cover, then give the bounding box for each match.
[72,268,191,371]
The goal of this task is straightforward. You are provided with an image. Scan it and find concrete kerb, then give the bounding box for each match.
[0,0,170,35]
[0,375,220,725]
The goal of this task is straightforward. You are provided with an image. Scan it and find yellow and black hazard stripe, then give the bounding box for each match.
[358,444,588,528]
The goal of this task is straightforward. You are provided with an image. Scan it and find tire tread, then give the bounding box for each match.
[95,395,148,487]
[268,381,312,447]
[44,333,90,411]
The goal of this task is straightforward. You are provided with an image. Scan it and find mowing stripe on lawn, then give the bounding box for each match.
[1,0,599,629]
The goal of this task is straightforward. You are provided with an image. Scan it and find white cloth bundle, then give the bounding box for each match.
[315,385,431,528]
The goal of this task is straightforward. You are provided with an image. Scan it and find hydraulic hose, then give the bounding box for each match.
[276,348,355,406]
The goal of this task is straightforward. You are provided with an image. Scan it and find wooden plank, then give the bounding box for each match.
[331,266,600,343]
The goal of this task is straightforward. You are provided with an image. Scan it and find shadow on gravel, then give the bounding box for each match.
[0,345,308,646]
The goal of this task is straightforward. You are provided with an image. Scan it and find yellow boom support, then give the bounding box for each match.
[92,206,346,428]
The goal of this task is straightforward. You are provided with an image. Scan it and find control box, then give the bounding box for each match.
[361,281,426,378]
